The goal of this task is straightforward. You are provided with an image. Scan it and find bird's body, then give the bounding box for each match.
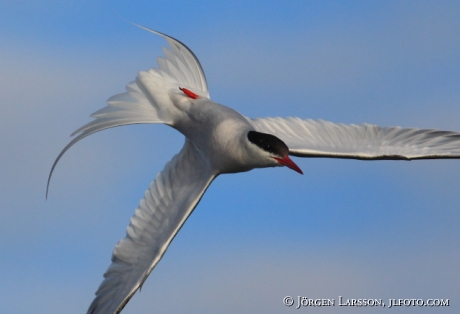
[170,96,258,174]
[48,26,460,314]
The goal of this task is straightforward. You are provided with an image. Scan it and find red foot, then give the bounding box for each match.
[179,87,199,99]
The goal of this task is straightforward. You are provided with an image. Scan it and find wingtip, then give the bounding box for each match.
[46,177,51,200]
[46,164,55,200]
[128,23,209,94]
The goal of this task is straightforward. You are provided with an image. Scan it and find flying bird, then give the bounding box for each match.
[48,26,460,314]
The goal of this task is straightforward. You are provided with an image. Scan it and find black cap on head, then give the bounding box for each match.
[247,131,289,157]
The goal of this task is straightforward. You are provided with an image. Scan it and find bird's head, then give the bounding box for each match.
[247,131,303,174]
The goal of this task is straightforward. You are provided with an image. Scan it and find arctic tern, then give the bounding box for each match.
[47,26,460,314]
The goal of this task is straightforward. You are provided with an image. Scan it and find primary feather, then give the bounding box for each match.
[87,140,215,314]
[249,117,460,160]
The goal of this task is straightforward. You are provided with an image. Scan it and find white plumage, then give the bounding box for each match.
[47,25,460,314]
[87,140,215,314]
[249,117,460,159]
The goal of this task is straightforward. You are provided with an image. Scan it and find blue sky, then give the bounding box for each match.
[1,1,460,313]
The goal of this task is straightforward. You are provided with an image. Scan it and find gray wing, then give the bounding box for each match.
[46,82,164,198]
[248,117,460,160]
[47,25,209,198]
[87,140,216,314]
[133,24,209,98]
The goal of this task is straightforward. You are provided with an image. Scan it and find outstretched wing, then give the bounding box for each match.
[47,26,210,197]
[133,24,209,98]
[249,117,460,160]
[88,140,216,314]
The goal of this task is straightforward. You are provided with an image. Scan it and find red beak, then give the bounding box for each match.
[274,156,303,174]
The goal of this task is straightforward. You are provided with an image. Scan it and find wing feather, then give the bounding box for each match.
[87,140,216,314]
[47,26,211,197]
[45,81,162,198]
[133,24,209,98]
[249,117,460,160]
